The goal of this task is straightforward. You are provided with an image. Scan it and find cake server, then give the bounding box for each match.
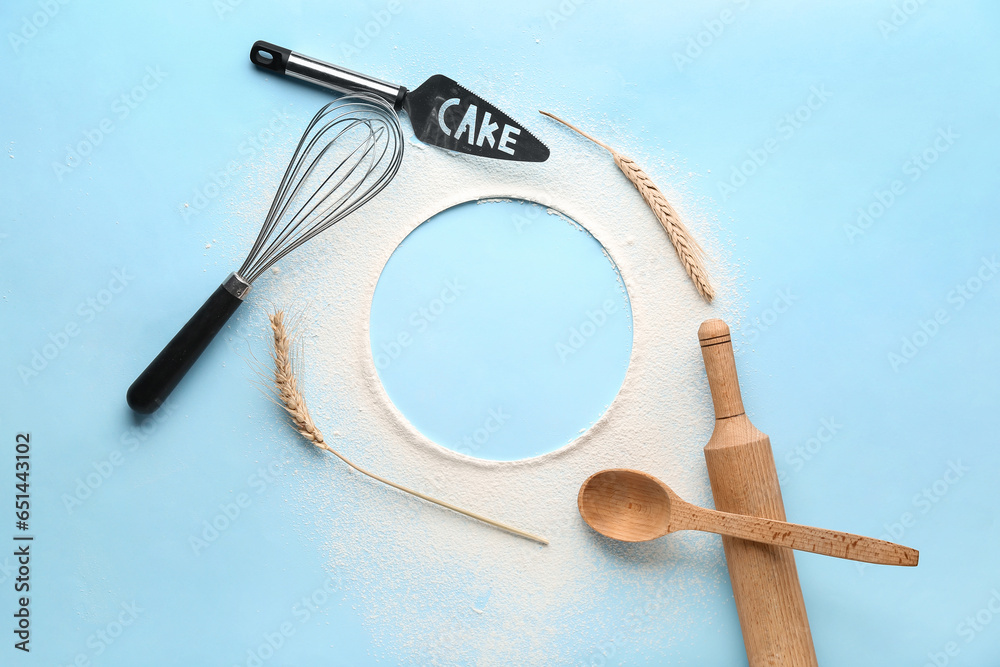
[250,40,549,163]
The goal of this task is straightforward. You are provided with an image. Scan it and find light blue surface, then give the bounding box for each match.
[1,1,999,665]
[370,200,632,460]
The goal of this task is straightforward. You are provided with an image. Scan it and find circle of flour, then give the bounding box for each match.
[230,122,742,664]
[368,197,635,461]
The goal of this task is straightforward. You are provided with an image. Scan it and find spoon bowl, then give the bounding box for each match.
[577,469,674,542]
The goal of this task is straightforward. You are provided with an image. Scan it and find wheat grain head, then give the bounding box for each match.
[539,110,715,302]
[269,310,327,449]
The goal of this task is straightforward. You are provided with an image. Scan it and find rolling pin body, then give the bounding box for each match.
[699,319,818,666]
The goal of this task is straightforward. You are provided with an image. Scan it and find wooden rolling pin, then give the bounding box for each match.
[698,319,818,666]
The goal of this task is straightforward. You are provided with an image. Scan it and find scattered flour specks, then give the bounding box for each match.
[221,103,745,665]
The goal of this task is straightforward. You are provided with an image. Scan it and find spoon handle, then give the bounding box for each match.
[675,504,918,566]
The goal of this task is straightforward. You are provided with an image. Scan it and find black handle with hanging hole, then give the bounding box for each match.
[127,282,245,414]
[250,41,290,73]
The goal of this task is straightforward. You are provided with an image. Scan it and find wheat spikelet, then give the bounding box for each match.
[268,310,548,545]
[270,311,326,447]
[539,110,715,302]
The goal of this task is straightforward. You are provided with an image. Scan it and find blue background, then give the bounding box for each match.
[1,0,999,665]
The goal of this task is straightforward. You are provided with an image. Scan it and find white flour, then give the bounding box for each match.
[222,104,744,665]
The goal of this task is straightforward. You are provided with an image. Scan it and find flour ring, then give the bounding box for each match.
[256,136,737,664]
[359,194,633,467]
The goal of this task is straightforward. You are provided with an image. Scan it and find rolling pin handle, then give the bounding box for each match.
[698,319,746,420]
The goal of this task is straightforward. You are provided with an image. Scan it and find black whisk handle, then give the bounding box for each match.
[127,274,250,414]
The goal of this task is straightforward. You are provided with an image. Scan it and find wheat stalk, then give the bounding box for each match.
[268,310,548,546]
[539,110,715,302]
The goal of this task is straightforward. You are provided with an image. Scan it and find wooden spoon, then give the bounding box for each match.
[578,469,918,566]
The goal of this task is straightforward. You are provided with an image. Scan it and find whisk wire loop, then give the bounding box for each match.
[239,94,403,283]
